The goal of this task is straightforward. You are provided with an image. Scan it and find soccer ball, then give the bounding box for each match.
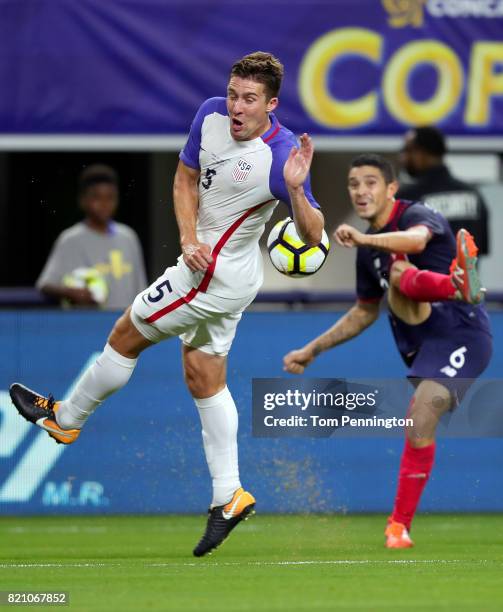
[267,217,330,277]
[63,267,108,304]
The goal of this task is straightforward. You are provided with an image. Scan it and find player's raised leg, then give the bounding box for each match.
[183,345,255,557]
[9,307,153,444]
[386,379,451,548]
[388,259,432,326]
[391,229,484,305]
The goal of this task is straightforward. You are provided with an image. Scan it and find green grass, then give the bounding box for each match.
[1,515,502,611]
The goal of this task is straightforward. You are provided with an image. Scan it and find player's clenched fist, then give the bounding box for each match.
[334,224,366,248]
[283,347,315,374]
[182,242,213,272]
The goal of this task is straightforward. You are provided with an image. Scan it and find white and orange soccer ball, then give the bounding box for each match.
[267,217,330,277]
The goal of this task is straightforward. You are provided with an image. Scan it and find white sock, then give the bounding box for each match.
[194,386,241,507]
[56,343,137,430]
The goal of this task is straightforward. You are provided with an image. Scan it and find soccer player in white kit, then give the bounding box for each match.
[10,52,324,556]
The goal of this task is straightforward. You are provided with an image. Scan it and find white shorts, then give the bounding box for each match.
[130,265,256,356]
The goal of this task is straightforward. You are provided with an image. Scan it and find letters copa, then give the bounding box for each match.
[299,27,503,127]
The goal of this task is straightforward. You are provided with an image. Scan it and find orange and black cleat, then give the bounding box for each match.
[193,487,256,557]
[385,518,414,549]
[450,229,485,304]
[9,383,80,445]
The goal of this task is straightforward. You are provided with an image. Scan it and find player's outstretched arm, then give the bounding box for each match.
[335,223,431,254]
[173,160,213,272]
[283,301,379,374]
[283,133,324,246]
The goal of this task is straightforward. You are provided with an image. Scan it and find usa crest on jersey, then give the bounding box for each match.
[232,158,253,182]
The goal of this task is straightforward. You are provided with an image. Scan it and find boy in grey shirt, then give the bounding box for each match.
[37,164,147,310]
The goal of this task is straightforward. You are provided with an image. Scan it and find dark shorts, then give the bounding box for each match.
[390,302,493,399]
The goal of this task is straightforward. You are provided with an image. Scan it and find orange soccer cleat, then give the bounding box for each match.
[9,383,80,445]
[450,229,484,304]
[385,518,414,549]
[193,487,256,557]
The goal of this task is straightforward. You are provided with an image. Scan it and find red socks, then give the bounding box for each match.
[399,268,456,302]
[391,438,436,530]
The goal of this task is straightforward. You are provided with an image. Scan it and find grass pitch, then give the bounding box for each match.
[1,514,502,611]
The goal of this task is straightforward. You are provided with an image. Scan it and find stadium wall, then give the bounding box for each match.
[1,310,502,515]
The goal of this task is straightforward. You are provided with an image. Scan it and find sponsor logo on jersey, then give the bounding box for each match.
[232,159,253,183]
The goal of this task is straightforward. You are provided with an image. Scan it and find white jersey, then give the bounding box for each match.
[175,97,319,299]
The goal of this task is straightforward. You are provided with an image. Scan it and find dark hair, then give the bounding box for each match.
[79,164,118,195]
[350,154,397,184]
[410,126,447,156]
[230,51,284,99]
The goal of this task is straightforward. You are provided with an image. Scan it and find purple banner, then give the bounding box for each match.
[1,0,502,135]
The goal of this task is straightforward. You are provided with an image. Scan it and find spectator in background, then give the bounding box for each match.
[36,164,147,310]
[398,126,489,256]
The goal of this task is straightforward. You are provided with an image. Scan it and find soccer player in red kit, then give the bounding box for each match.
[284,154,492,548]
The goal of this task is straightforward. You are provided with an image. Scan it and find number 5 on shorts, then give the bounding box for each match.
[147,279,173,303]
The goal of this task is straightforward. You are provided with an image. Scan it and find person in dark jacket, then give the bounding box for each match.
[398,126,489,256]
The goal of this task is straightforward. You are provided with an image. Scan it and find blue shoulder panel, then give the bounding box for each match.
[264,114,320,214]
[179,97,227,169]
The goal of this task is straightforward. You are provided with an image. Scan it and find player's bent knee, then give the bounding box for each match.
[415,379,452,408]
[389,260,415,289]
[184,366,226,398]
[406,379,453,441]
[183,347,226,398]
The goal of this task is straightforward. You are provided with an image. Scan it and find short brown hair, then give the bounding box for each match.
[230,51,284,99]
[350,154,397,184]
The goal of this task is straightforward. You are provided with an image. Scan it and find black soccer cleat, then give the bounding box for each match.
[193,487,256,557]
[9,383,80,445]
